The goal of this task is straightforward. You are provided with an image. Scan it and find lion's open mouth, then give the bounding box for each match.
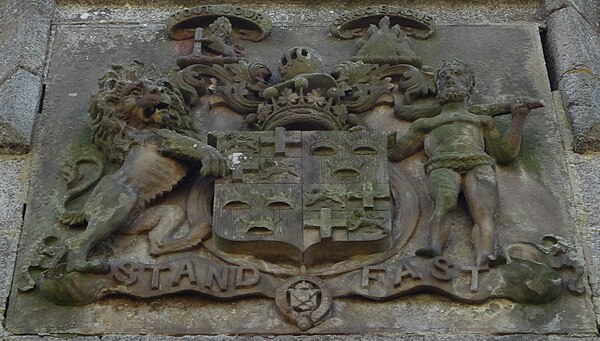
[143,102,169,119]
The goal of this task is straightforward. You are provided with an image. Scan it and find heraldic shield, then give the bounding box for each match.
[210,128,393,266]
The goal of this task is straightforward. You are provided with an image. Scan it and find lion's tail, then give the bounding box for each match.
[56,156,104,226]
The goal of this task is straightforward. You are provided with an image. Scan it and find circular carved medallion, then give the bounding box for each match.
[275,276,332,331]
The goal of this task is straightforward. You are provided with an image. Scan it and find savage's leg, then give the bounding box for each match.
[416,168,461,257]
[66,175,138,273]
[463,165,498,266]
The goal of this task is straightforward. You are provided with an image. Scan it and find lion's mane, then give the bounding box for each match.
[89,60,198,163]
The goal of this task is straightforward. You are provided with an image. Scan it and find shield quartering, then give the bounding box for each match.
[210,128,392,266]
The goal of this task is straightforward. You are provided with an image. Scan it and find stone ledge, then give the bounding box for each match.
[0,1,53,154]
[0,69,43,154]
[52,5,541,27]
[544,0,600,28]
[0,159,25,338]
[0,6,52,85]
[96,335,591,340]
[558,72,600,153]
[0,122,31,154]
[0,0,55,154]
[568,152,600,328]
[2,336,99,340]
[0,0,55,25]
[546,6,600,78]
[55,0,539,6]
[546,6,600,153]
[0,334,595,341]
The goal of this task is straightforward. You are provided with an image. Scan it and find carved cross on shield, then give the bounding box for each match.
[210,129,392,266]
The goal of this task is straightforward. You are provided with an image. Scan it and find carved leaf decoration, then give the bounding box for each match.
[332,61,431,113]
[332,61,379,91]
[222,62,256,84]
[343,83,390,113]
[218,82,264,114]
[208,78,219,93]
[398,67,436,104]
[169,69,203,109]
[306,89,326,106]
[332,104,349,123]
[179,61,270,114]
[504,235,586,295]
[279,88,300,105]
[256,104,272,122]
[221,61,271,94]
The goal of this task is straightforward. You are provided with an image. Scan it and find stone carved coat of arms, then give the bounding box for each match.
[8,4,589,333]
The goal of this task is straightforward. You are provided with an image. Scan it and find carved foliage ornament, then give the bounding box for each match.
[18,6,583,332]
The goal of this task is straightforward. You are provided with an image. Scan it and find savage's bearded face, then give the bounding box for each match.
[436,65,474,105]
[437,80,469,104]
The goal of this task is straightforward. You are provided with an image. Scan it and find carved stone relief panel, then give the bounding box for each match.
[5,4,596,335]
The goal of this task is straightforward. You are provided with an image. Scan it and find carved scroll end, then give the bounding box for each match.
[330,6,435,41]
[167,5,272,42]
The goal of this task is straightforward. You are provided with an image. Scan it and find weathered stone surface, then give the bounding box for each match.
[0,159,25,338]
[67,335,600,341]
[435,337,548,341]
[53,2,541,26]
[0,1,52,154]
[559,72,600,153]
[0,0,54,28]
[54,0,538,6]
[564,105,600,153]
[0,69,43,154]
[572,0,600,27]
[3,337,99,341]
[546,6,600,78]
[0,2,598,339]
[0,122,30,154]
[4,18,596,336]
[0,5,52,83]
[546,6,600,152]
[568,152,600,326]
[544,0,600,28]
[88,334,592,340]
[100,336,550,341]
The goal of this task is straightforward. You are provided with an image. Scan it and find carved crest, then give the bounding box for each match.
[210,129,393,265]
[11,5,586,334]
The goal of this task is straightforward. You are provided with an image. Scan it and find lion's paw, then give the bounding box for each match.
[200,145,227,177]
[66,258,110,274]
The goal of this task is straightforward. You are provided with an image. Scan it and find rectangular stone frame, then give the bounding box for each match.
[5,11,597,335]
